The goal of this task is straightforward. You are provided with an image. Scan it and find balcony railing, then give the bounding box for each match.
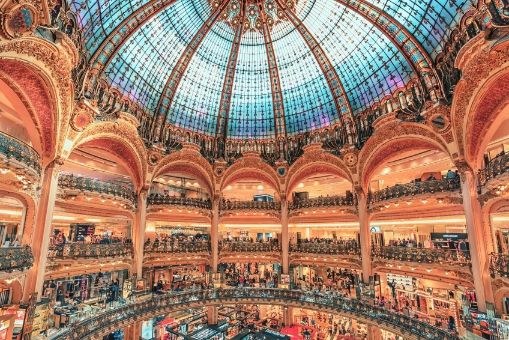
[219,241,281,253]
[372,246,470,266]
[489,253,509,278]
[369,178,460,204]
[58,174,137,206]
[50,288,457,340]
[48,243,132,259]
[0,131,41,175]
[144,241,210,254]
[478,152,509,188]
[290,242,360,256]
[289,195,355,210]
[0,246,34,272]
[147,194,211,209]
[221,200,281,211]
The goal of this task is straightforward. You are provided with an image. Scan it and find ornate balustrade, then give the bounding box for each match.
[478,152,509,189]
[58,174,137,206]
[48,243,132,259]
[144,241,210,254]
[50,288,456,340]
[0,246,34,272]
[219,241,281,253]
[147,194,211,209]
[289,195,355,210]
[220,200,281,211]
[0,131,41,175]
[489,253,509,278]
[372,246,470,266]
[369,178,460,204]
[290,242,360,256]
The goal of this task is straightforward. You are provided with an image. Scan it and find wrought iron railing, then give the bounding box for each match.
[220,200,281,211]
[147,194,211,209]
[58,173,137,206]
[291,242,360,256]
[289,195,355,210]
[372,246,470,266]
[0,246,34,272]
[48,243,132,259]
[0,131,41,175]
[219,241,281,253]
[50,288,457,340]
[478,152,509,188]
[369,178,460,204]
[144,241,210,254]
[489,253,509,278]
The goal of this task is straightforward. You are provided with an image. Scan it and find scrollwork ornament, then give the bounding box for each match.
[1,2,39,39]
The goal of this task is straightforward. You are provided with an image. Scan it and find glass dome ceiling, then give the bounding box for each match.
[70,0,473,139]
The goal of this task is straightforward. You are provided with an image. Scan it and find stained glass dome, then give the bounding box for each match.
[70,0,473,139]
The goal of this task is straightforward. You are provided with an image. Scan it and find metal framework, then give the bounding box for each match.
[88,0,176,75]
[215,3,246,140]
[334,0,434,73]
[154,0,230,140]
[260,5,287,140]
[274,0,354,129]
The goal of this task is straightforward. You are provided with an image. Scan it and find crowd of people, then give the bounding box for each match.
[219,238,280,252]
[50,230,131,245]
[221,263,280,288]
[144,233,209,252]
[293,268,357,297]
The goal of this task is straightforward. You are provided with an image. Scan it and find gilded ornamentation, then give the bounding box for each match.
[1,2,39,38]
[220,153,280,192]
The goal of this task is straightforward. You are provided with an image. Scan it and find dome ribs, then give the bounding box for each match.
[274,0,355,133]
[334,0,433,74]
[216,1,247,143]
[154,0,231,141]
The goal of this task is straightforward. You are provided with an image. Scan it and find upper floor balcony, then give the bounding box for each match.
[58,173,137,209]
[478,152,509,195]
[221,200,281,211]
[144,240,210,254]
[372,246,470,268]
[0,245,34,272]
[0,132,41,188]
[369,178,461,208]
[147,194,211,210]
[290,241,360,256]
[47,242,133,260]
[219,240,281,253]
[489,253,509,279]
[289,194,355,211]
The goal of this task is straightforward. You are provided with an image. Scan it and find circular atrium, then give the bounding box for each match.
[0,0,509,339]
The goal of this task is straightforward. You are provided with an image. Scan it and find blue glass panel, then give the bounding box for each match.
[228,30,275,139]
[299,0,413,113]
[104,0,210,112]
[69,0,152,56]
[169,21,235,135]
[271,20,337,135]
[368,0,473,57]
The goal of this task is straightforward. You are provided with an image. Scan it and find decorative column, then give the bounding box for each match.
[367,325,382,340]
[281,196,289,275]
[211,194,220,273]
[207,306,218,325]
[134,189,148,279]
[283,306,293,327]
[25,159,62,300]
[458,165,494,311]
[356,188,372,283]
[124,320,142,340]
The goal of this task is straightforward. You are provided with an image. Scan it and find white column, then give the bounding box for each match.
[134,189,147,279]
[211,196,220,272]
[460,167,493,311]
[25,159,62,300]
[357,188,372,283]
[281,198,289,274]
